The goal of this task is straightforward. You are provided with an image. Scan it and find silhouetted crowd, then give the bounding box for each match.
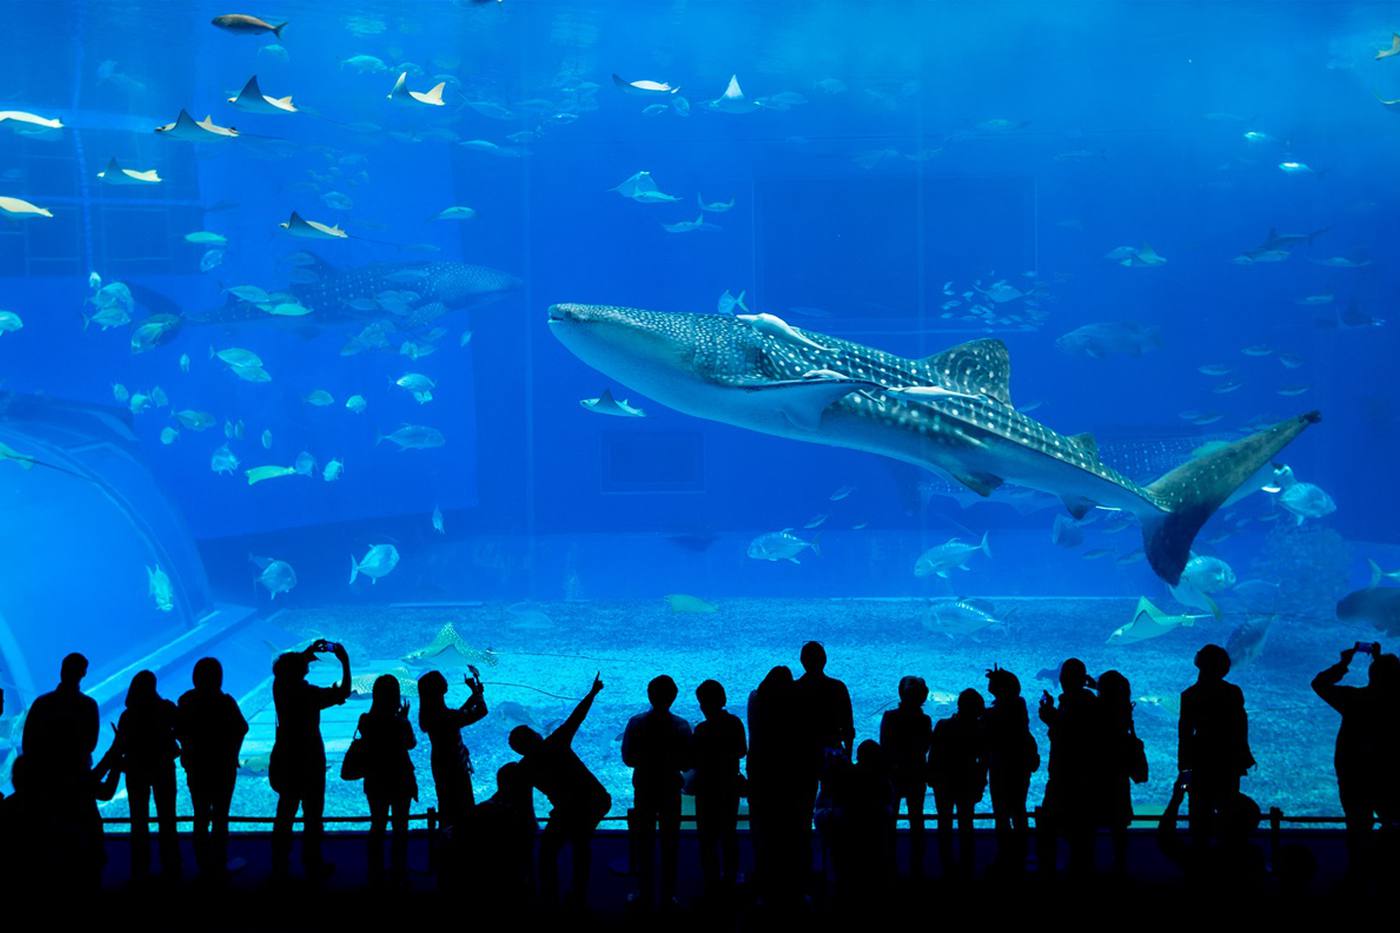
[1,637,1398,910]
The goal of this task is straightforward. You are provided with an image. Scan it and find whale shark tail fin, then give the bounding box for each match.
[1139,411,1320,584]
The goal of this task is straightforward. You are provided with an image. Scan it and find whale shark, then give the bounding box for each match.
[548,303,1320,584]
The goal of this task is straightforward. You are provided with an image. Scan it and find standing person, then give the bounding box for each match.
[509,672,611,909]
[117,670,182,880]
[177,657,248,879]
[793,642,854,889]
[22,653,103,888]
[929,688,987,877]
[691,679,747,895]
[463,762,538,901]
[746,665,800,902]
[418,665,488,829]
[1311,643,1400,878]
[879,675,933,875]
[270,639,351,880]
[1097,670,1147,875]
[982,665,1037,875]
[357,675,418,884]
[1178,644,1254,845]
[1038,658,1100,875]
[621,674,692,908]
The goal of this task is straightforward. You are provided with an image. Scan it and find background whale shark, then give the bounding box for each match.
[548,302,1319,585]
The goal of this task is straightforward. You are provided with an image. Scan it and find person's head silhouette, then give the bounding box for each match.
[1368,652,1400,689]
[59,652,88,688]
[509,725,545,756]
[417,669,447,702]
[856,738,882,768]
[370,674,401,715]
[1195,644,1231,682]
[696,679,726,717]
[1098,669,1130,705]
[800,641,826,674]
[898,675,929,707]
[125,669,158,708]
[986,665,1021,701]
[956,688,985,718]
[647,675,678,711]
[495,761,527,799]
[1059,657,1088,692]
[273,650,310,682]
[192,656,223,692]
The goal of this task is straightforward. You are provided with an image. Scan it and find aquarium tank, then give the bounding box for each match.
[1,0,1396,827]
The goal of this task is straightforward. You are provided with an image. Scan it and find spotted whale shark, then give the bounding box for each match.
[548,303,1320,584]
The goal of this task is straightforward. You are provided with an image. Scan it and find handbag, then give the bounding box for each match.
[341,725,368,781]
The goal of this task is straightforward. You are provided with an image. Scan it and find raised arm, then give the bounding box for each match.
[1312,648,1356,715]
[552,672,604,747]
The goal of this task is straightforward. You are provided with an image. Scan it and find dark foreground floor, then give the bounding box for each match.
[57,827,1372,929]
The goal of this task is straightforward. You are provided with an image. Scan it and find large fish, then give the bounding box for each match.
[548,303,1319,584]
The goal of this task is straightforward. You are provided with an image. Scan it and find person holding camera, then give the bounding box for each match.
[1312,641,1400,877]
[269,639,352,879]
[357,674,418,885]
[1178,644,1254,846]
[418,664,489,829]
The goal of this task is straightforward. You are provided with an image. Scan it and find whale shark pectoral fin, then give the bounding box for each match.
[952,471,1003,497]
[735,378,867,432]
[921,338,1013,405]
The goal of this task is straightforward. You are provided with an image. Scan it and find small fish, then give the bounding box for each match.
[211,13,286,37]
[1369,559,1400,587]
[1278,161,1314,175]
[748,529,820,564]
[0,310,23,334]
[293,451,316,476]
[261,429,273,449]
[160,427,179,445]
[394,373,436,404]
[1198,363,1232,376]
[345,394,367,414]
[210,444,240,474]
[112,383,129,403]
[179,353,190,373]
[323,458,344,482]
[304,389,335,407]
[173,410,216,431]
[436,206,476,221]
[1277,384,1311,397]
[1080,548,1113,560]
[804,513,828,529]
[432,504,445,535]
[246,465,297,485]
[321,191,353,211]
[459,330,473,347]
[1279,481,1336,525]
[185,231,227,245]
[1241,345,1273,357]
[914,533,991,578]
[665,594,718,614]
[254,557,297,599]
[350,544,400,584]
[717,289,748,314]
[377,424,446,450]
[830,485,854,501]
[200,248,225,272]
[147,565,174,612]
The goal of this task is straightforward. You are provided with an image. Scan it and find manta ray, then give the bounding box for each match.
[548,303,1320,584]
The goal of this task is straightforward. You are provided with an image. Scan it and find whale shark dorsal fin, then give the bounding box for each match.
[1068,432,1099,459]
[722,74,744,100]
[922,338,1012,405]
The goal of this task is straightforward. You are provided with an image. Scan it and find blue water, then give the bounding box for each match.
[1,1,1397,819]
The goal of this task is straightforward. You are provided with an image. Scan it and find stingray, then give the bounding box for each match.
[708,74,761,114]
[1107,596,1207,645]
[387,72,446,107]
[155,108,238,140]
[610,170,680,203]
[279,211,347,240]
[228,75,297,114]
[96,157,160,185]
[580,387,645,417]
[402,621,499,665]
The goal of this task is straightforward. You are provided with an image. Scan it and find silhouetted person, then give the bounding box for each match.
[1179,644,1254,845]
[1098,669,1147,875]
[1311,643,1400,877]
[691,679,747,894]
[622,674,692,908]
[879,675,933,875]
[794,641,853,888]
[747,665,802,902]
[828,739,895,905]
[463,761,537,901]
[177,656,248,878]
[1158,771,1266,894]
[930,687,987,877]
[510,672,610,908]
[270,639,351,879]
[983,665,1037,874]
[22,652,103,887]
[1038,657,1099,874]
[358,674,418,884]
[418,665,488,829]
[118,669,181,880]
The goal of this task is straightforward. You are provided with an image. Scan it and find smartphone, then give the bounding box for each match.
[1354,641,1377,656]
[1179,769,1192,788]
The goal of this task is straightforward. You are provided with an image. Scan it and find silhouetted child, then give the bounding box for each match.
[983,665,1037,874]
[879,675,933,875]
[270,639,351,879]
[418,665,488,829]
[691,678,747,894]
[829,739,895,904]
[1097,669,1147,875]
[176,656,249,878]
[621,674,692,908]
[1038,658,1099,874]
[510,672,610,908]
[117,669,182,880]
[358,674,418,884]
[1311,643,1400,878]
[1179,644,1254,846]
[1158,771,1266,895]
[929,687,987,877]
